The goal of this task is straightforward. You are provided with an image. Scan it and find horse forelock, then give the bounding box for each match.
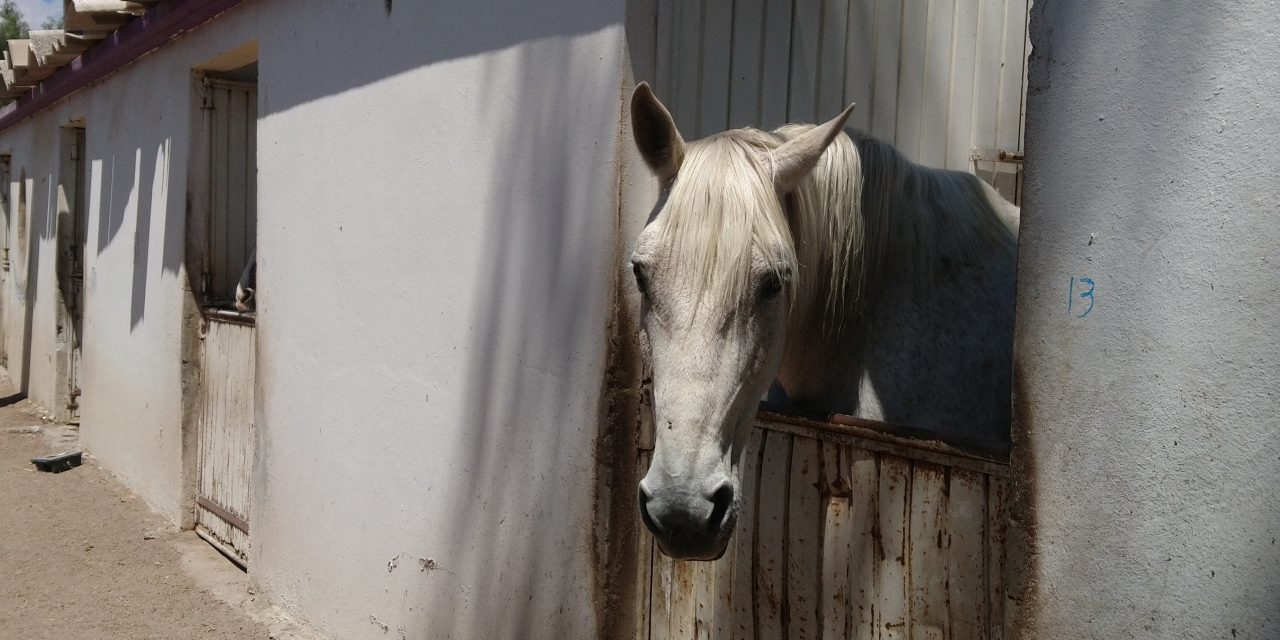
[655,129,799,316]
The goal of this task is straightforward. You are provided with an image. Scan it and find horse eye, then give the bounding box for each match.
[759,272,784,302]
[632,262,650,296]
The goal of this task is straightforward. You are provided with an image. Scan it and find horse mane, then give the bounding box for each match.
[776,125,1018,337]
[657,129,798,314]
[657,124,1016,331]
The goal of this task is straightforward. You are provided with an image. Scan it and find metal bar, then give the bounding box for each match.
[195,525,248,571]
[756,403,1011,463]
[0,0,248,133]
[755,419,1011,478]
[196,495,250,534]
[201,307,255,326]
[969,146,1024,164]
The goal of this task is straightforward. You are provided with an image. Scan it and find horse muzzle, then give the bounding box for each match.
[638,478,737,561]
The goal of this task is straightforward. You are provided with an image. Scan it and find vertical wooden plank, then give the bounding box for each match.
[821,497,850,639]
[635,452,655,640]
[869,0,904,141]
[672,0,704,135]
[945,0,980,171]
[728,0,765,129]
[650,550,674,640]
[787,436,822,639]
[695,556,721,639]
[846,449,878,640]
[759,0,793,128]
[669,560,698,639]
[894,0,928,160]
[947,470,987,640]
[699,0,735,136]
[843,0,876,133]
[730,429,764,640]
[816,0,849,121]
[787,0,820,124]
[908,463,949,640]
[755,431,791,638]
[919,0,956,168]
[875,456,910,640]
[987,476,1010,640]
[821,449,853,640]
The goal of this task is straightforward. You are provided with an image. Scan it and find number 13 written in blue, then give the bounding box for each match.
[1068,276,1096,318]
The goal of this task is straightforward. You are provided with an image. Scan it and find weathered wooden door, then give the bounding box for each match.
[635,414,1012,639]
[195,314,256,566]
[193,76,258,566]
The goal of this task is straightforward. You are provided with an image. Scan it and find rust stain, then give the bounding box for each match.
[1008,360,1041,638]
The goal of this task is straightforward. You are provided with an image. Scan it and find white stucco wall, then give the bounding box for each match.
[1017,1,1279,637]
[0,13,259,524]
[1,2,631,638]
[250,3,627,637]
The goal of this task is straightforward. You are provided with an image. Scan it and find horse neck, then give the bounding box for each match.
[781,131,869,359]
[777,132,1017,402]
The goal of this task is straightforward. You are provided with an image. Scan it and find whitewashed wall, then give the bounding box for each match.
[0,1,633,638]
[1017,1,1280,637]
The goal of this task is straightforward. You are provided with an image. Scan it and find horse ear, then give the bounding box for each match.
[772,103,856,193]
[631,82,685,181]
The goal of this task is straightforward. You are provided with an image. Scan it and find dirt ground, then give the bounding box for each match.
[0,374,304,640]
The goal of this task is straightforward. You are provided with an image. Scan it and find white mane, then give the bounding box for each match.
[658,123,1017,337]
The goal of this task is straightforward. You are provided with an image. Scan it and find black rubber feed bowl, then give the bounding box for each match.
[31,451,83,473]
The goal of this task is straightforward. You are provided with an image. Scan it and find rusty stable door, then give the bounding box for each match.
[193,76,258,567]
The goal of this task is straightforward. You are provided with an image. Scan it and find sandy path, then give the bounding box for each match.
[0,376,287,639]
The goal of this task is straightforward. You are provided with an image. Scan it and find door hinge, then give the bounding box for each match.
[200,80,215,110]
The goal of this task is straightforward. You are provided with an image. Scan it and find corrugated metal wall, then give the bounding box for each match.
[648,0,1029,200]
[205,78,258,303]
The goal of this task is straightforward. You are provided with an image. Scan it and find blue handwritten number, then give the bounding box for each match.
[1068,276,1095,318]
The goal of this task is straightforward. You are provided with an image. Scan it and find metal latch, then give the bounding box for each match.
[970,147,1024,164]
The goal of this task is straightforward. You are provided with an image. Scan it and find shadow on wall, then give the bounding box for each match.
[245,1,625,637]
[90,133,181,332]
[16,169,43,395]
[257,0,619,119]
[411,41,617,638]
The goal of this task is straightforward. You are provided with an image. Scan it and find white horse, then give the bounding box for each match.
[629,83,1019,560]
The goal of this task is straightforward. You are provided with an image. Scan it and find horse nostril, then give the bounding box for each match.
[707,483,734,532]
[638,484,662,534]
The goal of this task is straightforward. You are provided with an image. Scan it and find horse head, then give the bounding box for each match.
[628,83,852,560]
